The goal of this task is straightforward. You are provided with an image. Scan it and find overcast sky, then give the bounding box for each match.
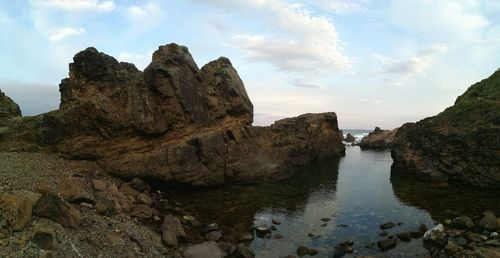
[1,0,499,129]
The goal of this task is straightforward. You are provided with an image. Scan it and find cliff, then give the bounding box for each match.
[0,43,345,186]
[0,89,21,126]
[391,69,500,188]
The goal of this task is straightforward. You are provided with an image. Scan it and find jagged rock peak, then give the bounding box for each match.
[150,43,199,72]
[0,89,22,126]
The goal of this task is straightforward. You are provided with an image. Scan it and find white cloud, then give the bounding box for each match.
[290,78,322,89]
[124,1,165,30]
[378,44,448,75]
[192,0,352,72]
[48,27,85,42]
[312,0,368,13]
[33,0,116,12]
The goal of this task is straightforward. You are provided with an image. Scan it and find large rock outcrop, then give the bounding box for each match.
[391,69,500,188]
[0,89,21,126]
[0,43,345,185]
[359,127,397,149]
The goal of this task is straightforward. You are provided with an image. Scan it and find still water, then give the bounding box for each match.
[167,146,500,257]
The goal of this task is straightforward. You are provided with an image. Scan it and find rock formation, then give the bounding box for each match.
[344,133,355,143]
[391,69,500,188]
[0,89,21,126]
[359,127,397,149]
[0,43,345,186]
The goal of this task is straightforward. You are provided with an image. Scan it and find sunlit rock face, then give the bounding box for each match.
[0,43,345,185]
[391,69,500,188]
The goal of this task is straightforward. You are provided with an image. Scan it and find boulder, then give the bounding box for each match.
[478,212,498,230]
[391,69,500,188]
[184,241,224,258]
[58,176,94,203]
[33,194,82,228]
[453,216,474,230]
[0,89,21,126]
[0,191,37,231]
[359,127,397,149]
[424,224,447,247]
[161,215,185,246]
[0,44,345,186]
[377,238,397,251]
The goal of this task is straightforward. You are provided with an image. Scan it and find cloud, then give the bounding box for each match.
[0,81,60,116]
[123,1,165,30]
[379,44,448,75]
[290,78,322,89]
[191,0,352,72]
[312,0,369,13]
[33,0,116,12]
[48,27,85,42]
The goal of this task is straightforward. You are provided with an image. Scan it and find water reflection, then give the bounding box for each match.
[167,146,497,257]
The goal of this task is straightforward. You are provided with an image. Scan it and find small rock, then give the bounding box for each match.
[182,215,196,225]
[34,194,82,228]
[453,216,474,230]
[379,231,388,237]
[297,246,309,257]
[270,225,278,231]
[424,224,447,247]
[320,223,327,227]
[466,232,484,243]
[184,241,224,258]
[0,229,10,239]
[396,232,412,242]
[274,234,284,239]
[308,248,319,256]
[419,224,429,233]
[484,239,500,247]
[455,237,467,246]
[130,205,153,218]
[205,223,219,233]
[320,218,331,222]
[255,225,271,237]
[491,232,499,239]
[205,231,222,242]
[129,178,150,193]
[162,230,178,247]
[234,243,255,258]
[478,212,498,230]
[272,219,281,225]
[120,183,140,198]
[91,179,108,191]
[444,239,462,255]
[377,238,397,251]
[337,224,348,228]
[59,176,94,203]
[31,225,56,250]
[380,222,396,230]
[161,215,186,237]
[136,193,153,206]
[94,194,116,216]
[238,232,254,242]
[444,219,452,225]
[307,233,314,237]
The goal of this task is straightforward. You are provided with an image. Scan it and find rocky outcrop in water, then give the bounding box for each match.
[0,43,345,186]
[0,90,21,126]
[359,127,397,149]
[391,69,500,188]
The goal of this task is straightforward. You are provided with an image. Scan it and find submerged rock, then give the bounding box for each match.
[391,69,500,188]
[0,43,345,186]
[377,238,397,251]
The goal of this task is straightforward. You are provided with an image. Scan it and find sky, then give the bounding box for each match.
[0,0,499,129]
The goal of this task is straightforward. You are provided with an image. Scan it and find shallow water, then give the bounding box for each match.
[166,146,500,257]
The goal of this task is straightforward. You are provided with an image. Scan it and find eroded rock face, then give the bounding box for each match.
[359,127,397,149]
[0,89,21,126]
[0,43,345,186]
[391,69,500,188]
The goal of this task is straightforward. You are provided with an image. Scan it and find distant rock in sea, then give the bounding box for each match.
[391,69,500,188]
[0,43,345,186]
[359,127,397,149]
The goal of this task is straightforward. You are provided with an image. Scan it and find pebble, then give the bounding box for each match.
[297,246,309,257]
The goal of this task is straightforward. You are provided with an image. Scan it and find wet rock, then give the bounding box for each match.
[130,204,153,218]
[491,232,499,239]
[320,223,327,227]
[345,133,355,143]
[419,223,429,233]
[254,225,271,238]
[337,224,348,228]
[308,233,314,237]
[444,239,462,255]
[129,178,150,193]
[238,232,254,242]
[444,219,452,225]
[272,219,281,225]
[233,243,255,258]
[308,248,319,256]
[0,191,36,231]
[396,232,412,242]
[466,232,485,243]
[34,194,82,228]
[320,218,331,222]
[182,215,198,226]
[59,176,94,203]
[380,222,395,230]
[136,193,153,206]
[206,223,219,233]
[423,224,447,247]
[410,231,423,238]
[274,234,284,239]
[379,231,389,237]
[484,239,500,247]
[270,225,278,231]
[205,231,222,242]
[32,225,56,250]
[296,246,309,257]
[453,216,474,230]
[479,212,498,230]
[455,237,467,246]
[377,238,397,251]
